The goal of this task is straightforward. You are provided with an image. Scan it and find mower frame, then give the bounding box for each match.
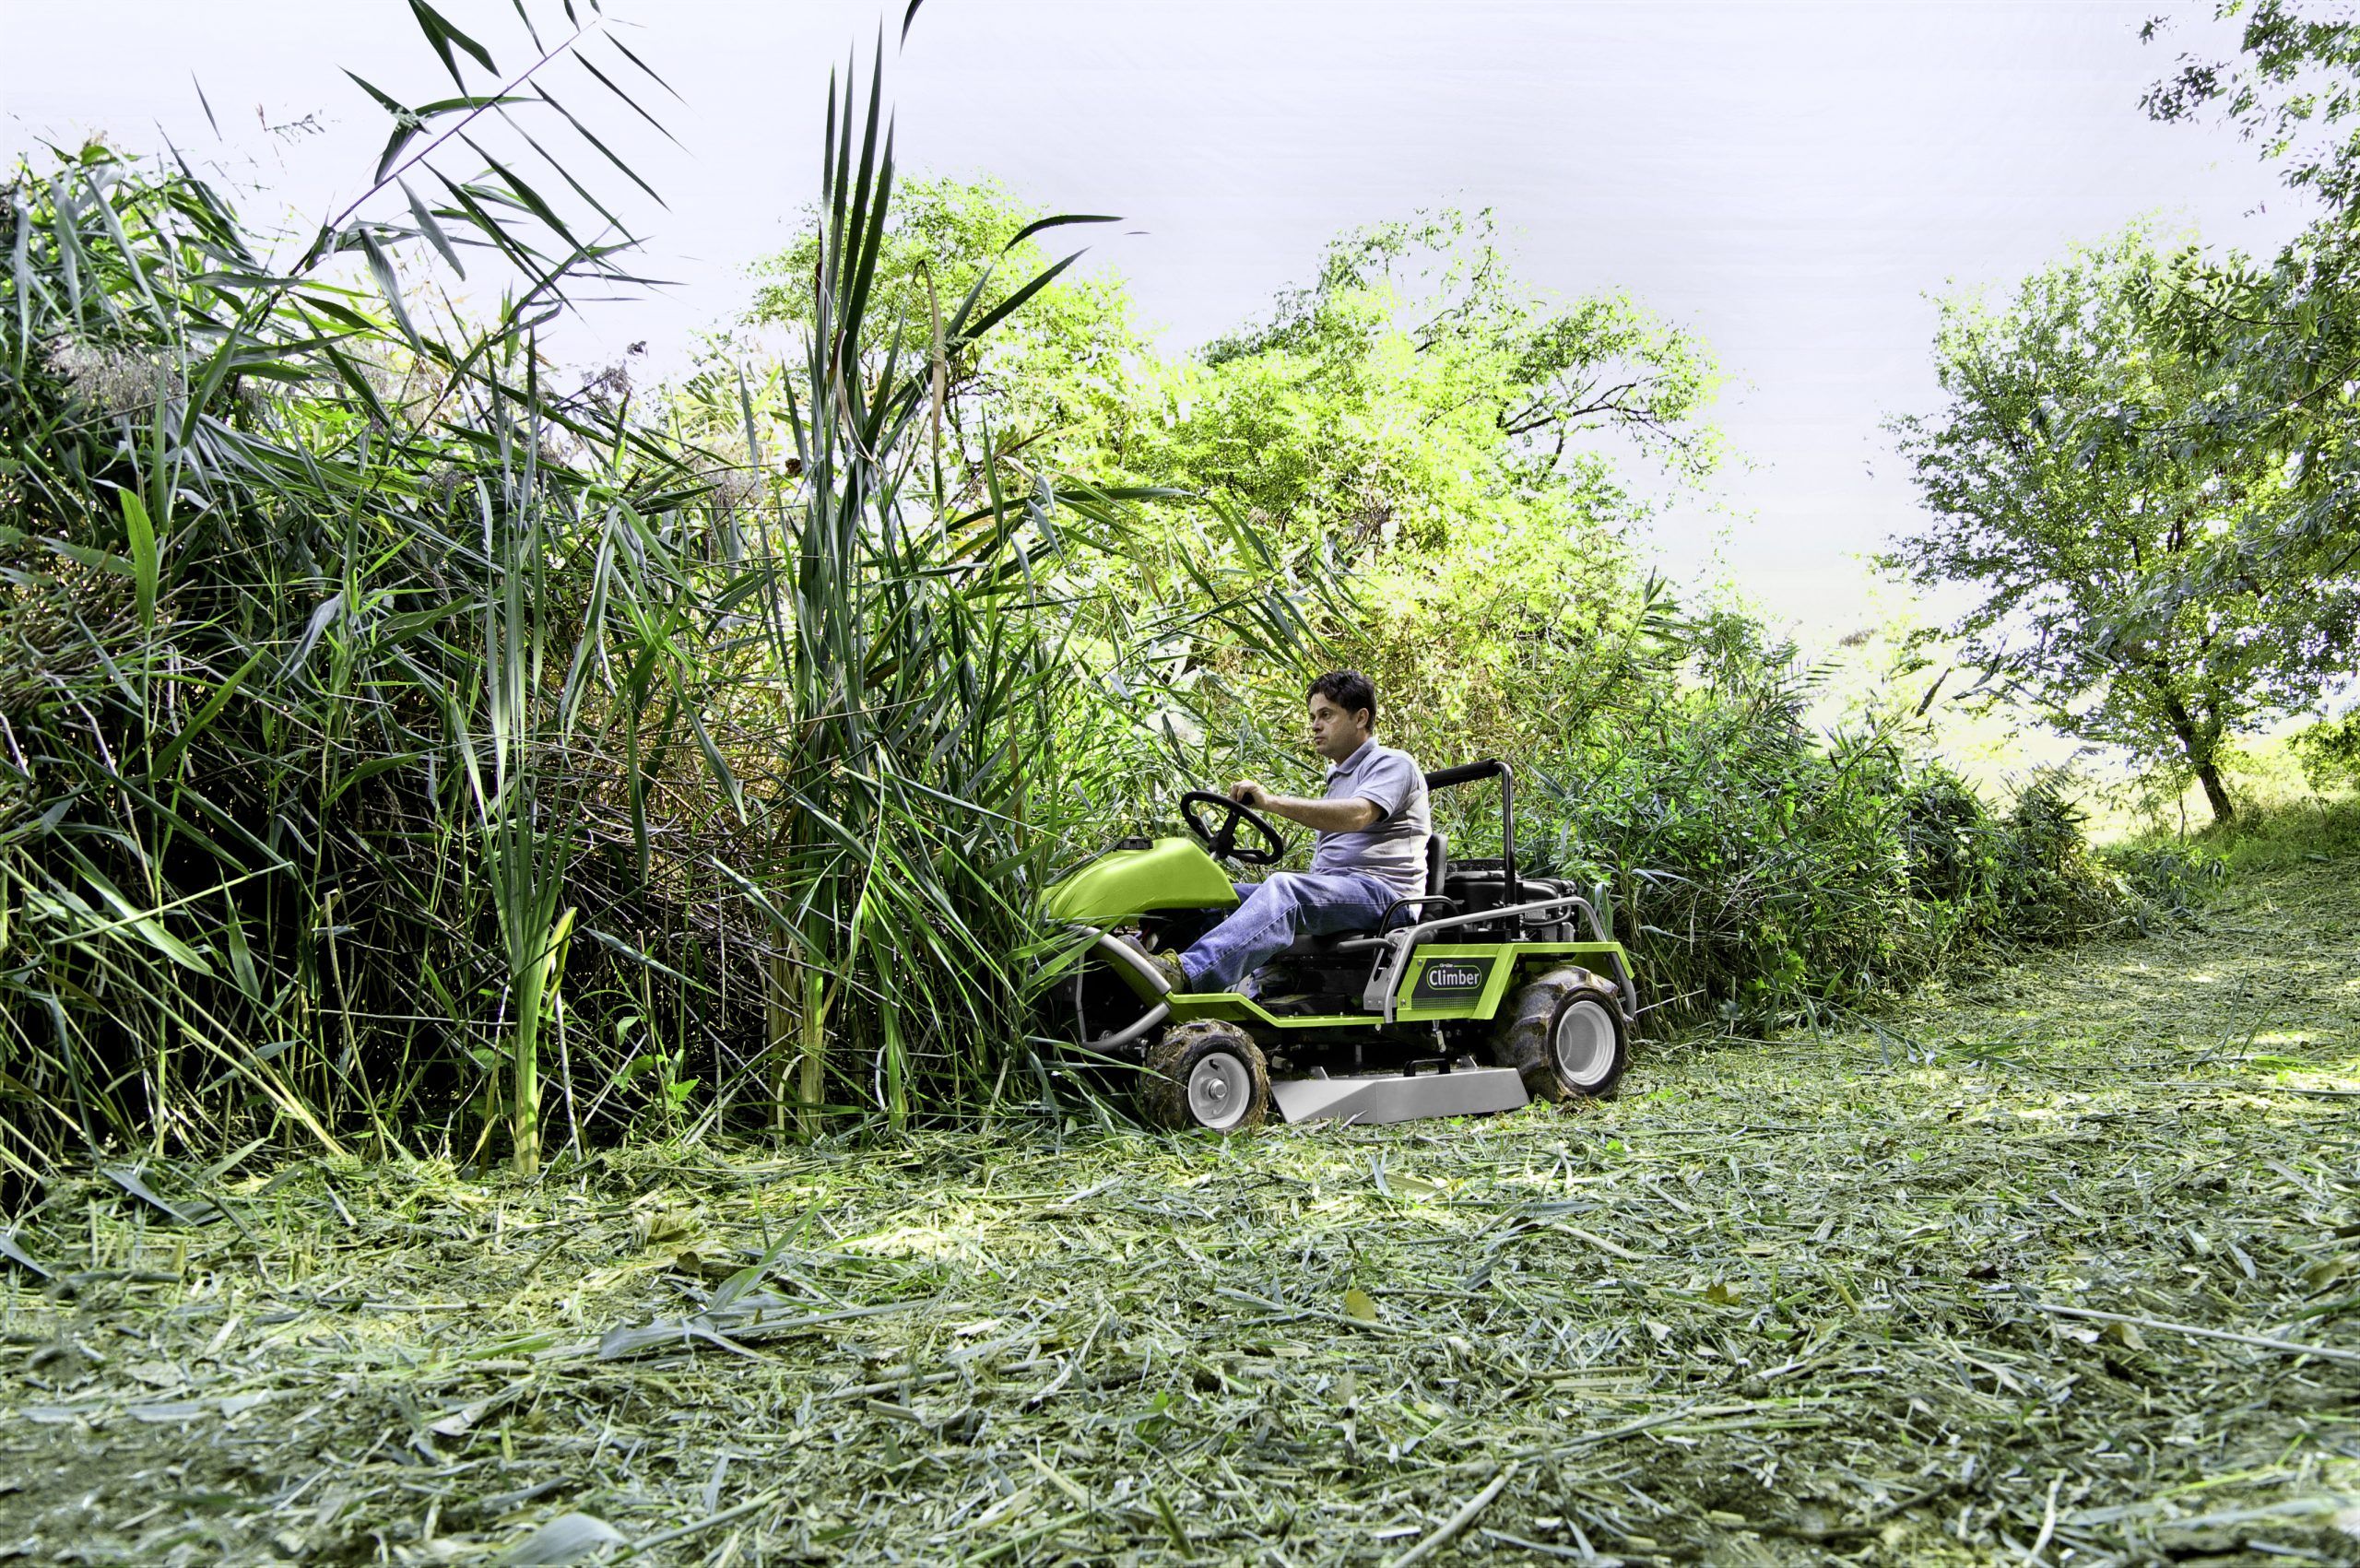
[1043,759,1643,1126]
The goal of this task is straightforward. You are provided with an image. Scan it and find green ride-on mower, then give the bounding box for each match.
[1042,760,1639,1132]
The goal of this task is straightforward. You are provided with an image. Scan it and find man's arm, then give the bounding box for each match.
[1229,780,1381,832]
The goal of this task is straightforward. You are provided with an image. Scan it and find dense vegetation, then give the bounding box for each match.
[0,22,1293,1180]
[0,1,2340,1188]
[710,181,2177,1027]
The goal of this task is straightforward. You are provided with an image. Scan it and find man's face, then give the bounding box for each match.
[1307,694,1372,763]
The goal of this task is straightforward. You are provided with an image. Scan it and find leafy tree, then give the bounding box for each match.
[2146,0,2360,212]
[1122,211,1717,541]
[731,175,1144,491]
[692,192,1727,775]
[2133,4,2360,608]
[1108,211,1722,764]
[2290,710,2360,791]
[1884,231,2357,823]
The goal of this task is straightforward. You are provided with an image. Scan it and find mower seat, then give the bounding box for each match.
[1273,833,1448,958]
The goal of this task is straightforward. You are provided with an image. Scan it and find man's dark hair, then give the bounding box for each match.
[1307,669,1377,726]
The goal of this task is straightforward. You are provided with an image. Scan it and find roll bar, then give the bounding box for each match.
[1422,758,1517,909]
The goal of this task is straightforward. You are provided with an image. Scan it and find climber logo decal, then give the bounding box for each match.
[1411,957,1493,1003]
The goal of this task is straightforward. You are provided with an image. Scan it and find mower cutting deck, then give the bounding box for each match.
[1042,760,1640,1131]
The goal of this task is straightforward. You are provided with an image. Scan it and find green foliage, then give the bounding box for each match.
[2098,835,2229,921]
[1099,213,1720,783]
[2146,0,2360,213]
[2111,789,2360,881]
[0,124,753,1177]
[2118,6,2360,693]
[1495,619,2137,1032]
[1136,211,1719,535]
[1883,230,2357,824]
[2289,710,2360,792]
[739,175,1142,480]
[712,183,1735,867]
[0,20,1323,1178]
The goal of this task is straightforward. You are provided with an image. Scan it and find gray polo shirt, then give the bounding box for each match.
[1308,738,1431,899]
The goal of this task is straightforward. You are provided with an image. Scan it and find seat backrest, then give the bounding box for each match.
[1424,832,1448,897]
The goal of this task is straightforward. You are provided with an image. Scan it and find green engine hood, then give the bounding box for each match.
[1043,837,1242,924]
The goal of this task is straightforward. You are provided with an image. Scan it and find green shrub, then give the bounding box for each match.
[2114,792,2360,877]
[1500,643,2139,1034]
[2289,713,2360,794]
[1986,775,2138,942]
[2100,838,2227,921]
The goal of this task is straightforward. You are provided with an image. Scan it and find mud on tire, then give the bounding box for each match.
[1495,966,1629,1102]
[1141,1021,1270,1132]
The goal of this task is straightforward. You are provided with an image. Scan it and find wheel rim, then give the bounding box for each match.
[1552,997,1617,1089]
[1186,1052,1252,1130]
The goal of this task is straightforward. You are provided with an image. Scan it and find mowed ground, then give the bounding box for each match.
[2,860,2355,1566]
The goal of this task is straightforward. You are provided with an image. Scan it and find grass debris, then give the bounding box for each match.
[1,858,2354,1565]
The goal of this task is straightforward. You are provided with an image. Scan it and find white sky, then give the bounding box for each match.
[0,0,2310,645]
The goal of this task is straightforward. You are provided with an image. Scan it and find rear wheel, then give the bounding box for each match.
[1496,967,1628,1102]
[1142,1021,1270,1132]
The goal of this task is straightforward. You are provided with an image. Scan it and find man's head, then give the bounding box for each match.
[1306,669,1377,763]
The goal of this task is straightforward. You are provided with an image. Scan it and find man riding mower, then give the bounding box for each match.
[1042,670,1639,1131]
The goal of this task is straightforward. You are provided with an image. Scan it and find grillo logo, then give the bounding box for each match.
[1422,962,1485,991]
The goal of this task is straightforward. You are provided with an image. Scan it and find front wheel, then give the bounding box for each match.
[1496,967,1629,1102]
[1142,1022,1270,1132]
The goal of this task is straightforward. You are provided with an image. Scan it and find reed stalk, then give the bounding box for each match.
[0,9,1330,1175]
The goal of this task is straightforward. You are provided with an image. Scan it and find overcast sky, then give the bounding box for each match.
[0,0,2310,643]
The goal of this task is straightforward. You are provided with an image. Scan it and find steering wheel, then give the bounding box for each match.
[1180,790,1288,867]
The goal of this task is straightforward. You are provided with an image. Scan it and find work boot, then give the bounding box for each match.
[1115,935,1191,995]
[1150,949,1191,994]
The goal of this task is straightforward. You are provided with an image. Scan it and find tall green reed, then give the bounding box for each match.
[0,10,1331,1179]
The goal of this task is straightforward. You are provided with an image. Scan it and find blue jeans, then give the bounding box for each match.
[1180,870,1398,993]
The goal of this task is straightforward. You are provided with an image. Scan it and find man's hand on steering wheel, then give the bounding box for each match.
[1180,789,1287,867]
[1229,779,1271,809]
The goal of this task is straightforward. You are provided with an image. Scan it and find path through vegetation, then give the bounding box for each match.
[3,859,2355,1565]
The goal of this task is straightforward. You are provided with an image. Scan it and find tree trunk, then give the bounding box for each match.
[2154,685,2236,826]
[2192,756,2236,826]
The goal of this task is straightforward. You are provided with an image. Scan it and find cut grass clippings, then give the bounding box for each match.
[1,856,2355,1565]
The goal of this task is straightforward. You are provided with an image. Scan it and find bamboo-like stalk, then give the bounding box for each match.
[764,950,795,1134]
[505,904,575,1177]
[797,970,828,1140]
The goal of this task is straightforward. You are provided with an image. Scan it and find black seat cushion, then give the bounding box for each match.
[1278,928,1370,957]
